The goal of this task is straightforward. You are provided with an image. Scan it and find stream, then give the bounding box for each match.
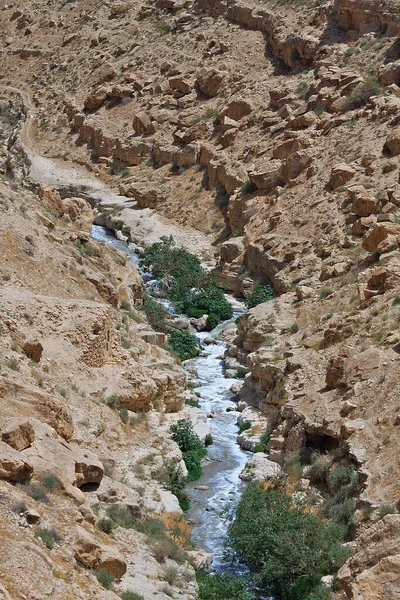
[91,224,251,575]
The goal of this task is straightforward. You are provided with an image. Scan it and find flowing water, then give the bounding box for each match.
[91,225,251,574]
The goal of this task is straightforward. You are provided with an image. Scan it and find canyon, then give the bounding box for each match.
[0,0,400,599]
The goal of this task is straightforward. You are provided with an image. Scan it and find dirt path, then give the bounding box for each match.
[0,84,213,257]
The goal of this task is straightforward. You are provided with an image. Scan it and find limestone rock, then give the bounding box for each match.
[23,341,43,363]
[220,98,253,121]
[362,223,400,253]
[0,441,33,482]
[240,453,282,482]
[220,238,244,263]
[384,129,400,156]
[296,285,313,300]
[73,526,127,579]
[330,164,356,190]
[196,68,224,97]
[1,419,35,451]
[84,87,108,111]
[132,112,152,135]
[379,60,400,85]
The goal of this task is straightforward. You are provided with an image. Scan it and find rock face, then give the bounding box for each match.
[0,441,33,482]
[1,419,35,451]
[337,515,400,600]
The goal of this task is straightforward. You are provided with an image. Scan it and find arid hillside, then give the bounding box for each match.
[0,0,400,599]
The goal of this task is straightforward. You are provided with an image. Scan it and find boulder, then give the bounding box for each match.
[220,98,253,121]
[169,76,193,96]
[280,151,313,183]
[132,112,152,135]
[329,163,356,190]
[84,87,108,111]
[295,285,313,300]
[196,68,224,97]
[73,526,127,579]
[220,238,244,263]
[240,454,282,482]
[0,441,33,482]
[384,129,400,156]
[287,111,317,129]
[379,60,400,85]
[1,419,35,451]
[362,223,400,253]
[220,116,239,133]
[248,161,282,191]
[23,341,43,363]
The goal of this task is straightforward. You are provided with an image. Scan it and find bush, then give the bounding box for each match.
[378,503,396,519]
[152,538,186,564]
[229,482,350,600]
[24,484,50,504]
[238,421,251,435]
[204,433,213,446]
[93,568,114,590]
[308,454,330,484]
[241,180,257,194]
[105,394,120,411]
[40,474,61,491]
[164,566,178,586]
[141,294,169,332]
[107,505,134,529]
[245,283,274,309]
[205,313,220,331]
[135,517,166,539]
[283,451,303,480]
[168,330,199,361]
[119,408,129,424]
[170,419,206,481]
[198,572,255,600]
[180,286,233,322]
[328,465,358,493]
[350,76,382,108]
[120,593,145,600]
[97,517,116,534]
[140,236,202,282]
[319,287,333,299]
[35,527,61,549]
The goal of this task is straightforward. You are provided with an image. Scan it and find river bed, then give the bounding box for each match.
[91,224,251,575]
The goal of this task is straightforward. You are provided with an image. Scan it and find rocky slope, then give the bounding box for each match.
[1,0,400,598]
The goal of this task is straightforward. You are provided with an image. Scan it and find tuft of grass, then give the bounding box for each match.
[105,394,120,411]
[238,421,252,435]
[319,287,333,299]
[97,517,116,534]
[6,357,20,371]
[40,474,61,491]
[93,568,114,590]
[120,593,145,600]
[378,503,396,519]
[106,505,134,529]
[23,484,50,504]
[35,527,61,549]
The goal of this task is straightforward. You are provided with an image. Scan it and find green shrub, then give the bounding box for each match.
[180,286,232,322]
[97,517,116,534]
[6,357,20,371]
[140,236,202,282]
[168,330,199,361]
[245,283,274,309]
[283,451,303,480]
[238,421,251,435]
[186,307,205,319]
[241,180,257,194]
[170,419,206,481]
[35,527,61,549]
[141,294,169,333]
[106,505,134,529]
[185,397,200,408]
[120,592,145,600]
[234,367,247,379]
[319,287,333,299]
[164,566,178,586]
[24,484,50,504]
[119,408,129,424]
[229,482,350,600]
[204,433,213,446]
[328,465,358,493]
[40,474,61,491]
[350,76,382,108]
[105,394,120,411]
[308,454,330,484]
[93,568,114,590]
[205,313,220,331]
[197,572,255,600]
[135,517,166,539]
[120,300,131,311]
[378,503,396,519]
